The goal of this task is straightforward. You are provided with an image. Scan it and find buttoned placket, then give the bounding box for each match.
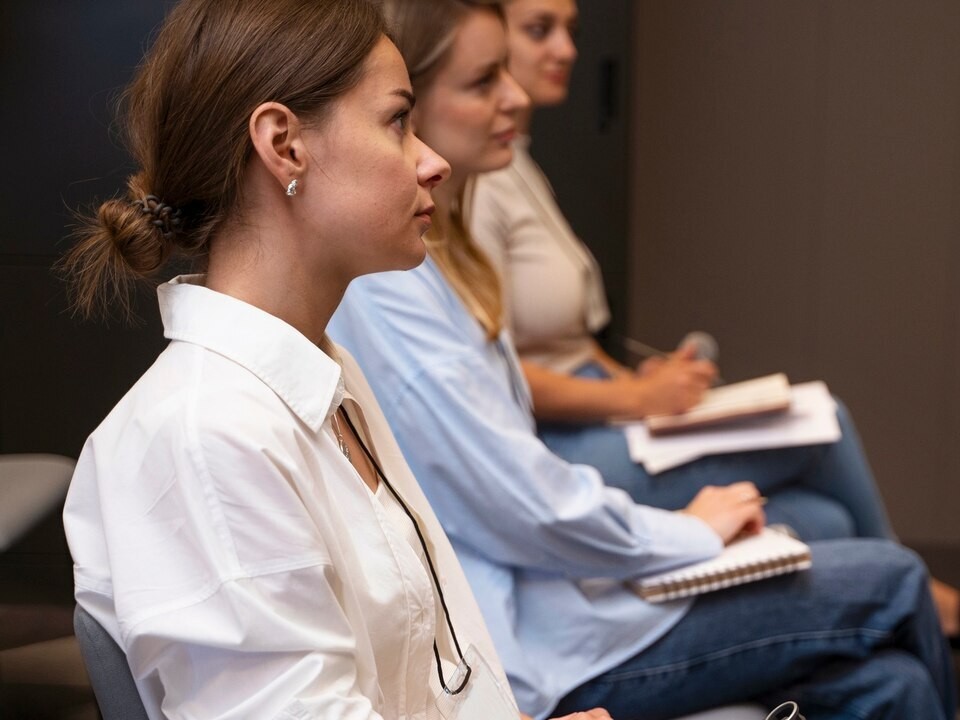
[324,373,438,717]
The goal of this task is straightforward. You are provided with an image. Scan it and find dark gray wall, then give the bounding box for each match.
[530,0,633,349]
[0,2,171,605]
[629,1,960,544]
[1,2,170,460]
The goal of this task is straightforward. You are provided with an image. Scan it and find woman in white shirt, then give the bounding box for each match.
[59,1,606,718]
[468,0,960,635]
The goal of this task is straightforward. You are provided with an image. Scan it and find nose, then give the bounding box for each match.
[500,69,531,113]
[554,28,578,63]
[416,136,450,189]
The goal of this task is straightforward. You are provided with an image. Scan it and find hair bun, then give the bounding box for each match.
[97,196,171,278]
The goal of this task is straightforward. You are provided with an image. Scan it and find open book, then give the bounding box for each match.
[645,373,792,436]
[631,526,812,603]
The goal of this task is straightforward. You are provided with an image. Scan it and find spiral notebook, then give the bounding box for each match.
[632,527,812,603]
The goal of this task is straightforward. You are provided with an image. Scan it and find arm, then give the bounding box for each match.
[94,416,389,719]
[589,338,633,378]
[331,270,724,580]
[522,344,718,423]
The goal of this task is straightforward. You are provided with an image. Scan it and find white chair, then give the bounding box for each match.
[677,706,768,719]
[0,453,75,550]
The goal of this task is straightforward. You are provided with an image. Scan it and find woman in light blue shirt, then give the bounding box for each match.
[330,1,955,719]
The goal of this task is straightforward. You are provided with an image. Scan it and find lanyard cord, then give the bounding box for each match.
[339,409,472,695]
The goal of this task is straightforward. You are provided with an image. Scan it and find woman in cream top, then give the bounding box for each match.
[471,133,611,374]
[470,0,937,555]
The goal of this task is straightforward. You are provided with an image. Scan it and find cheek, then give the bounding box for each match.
[425,114,480,162]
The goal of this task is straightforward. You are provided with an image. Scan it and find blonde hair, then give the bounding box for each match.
[382,0,505,339]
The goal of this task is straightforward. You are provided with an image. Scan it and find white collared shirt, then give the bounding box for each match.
[64,275,508,720]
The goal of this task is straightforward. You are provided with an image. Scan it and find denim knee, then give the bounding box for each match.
[798,649,944,720]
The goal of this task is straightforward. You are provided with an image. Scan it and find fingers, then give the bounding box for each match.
[729,481,761,502]
[636,355,665,377]
[550,710,613,720]
[683,483,767,544]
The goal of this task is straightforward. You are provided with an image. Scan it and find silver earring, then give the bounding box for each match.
[286,179,298,197]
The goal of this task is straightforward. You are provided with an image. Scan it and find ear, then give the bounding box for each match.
[249,102,308,193]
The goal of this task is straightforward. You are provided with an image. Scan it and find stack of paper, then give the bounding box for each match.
[622,381,840,474]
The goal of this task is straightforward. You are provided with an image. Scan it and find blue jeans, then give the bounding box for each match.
[538,363,894,542]
[552,540,955,720]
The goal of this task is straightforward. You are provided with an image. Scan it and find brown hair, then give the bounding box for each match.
[382,0,506,339]
[62,0,385,319]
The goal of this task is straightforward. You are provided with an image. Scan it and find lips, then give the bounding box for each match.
[414,204,435,233]
[492,126,517,144]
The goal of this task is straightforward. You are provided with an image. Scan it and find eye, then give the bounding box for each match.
[473,69,499,92]
[523,21,552,41]
[392,108,411,133]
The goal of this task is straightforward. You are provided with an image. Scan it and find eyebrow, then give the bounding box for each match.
[391,88,416,109]
[527,11,579,24]
[477,60,501,75]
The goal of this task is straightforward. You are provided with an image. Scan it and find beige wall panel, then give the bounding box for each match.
[629,1,960,543]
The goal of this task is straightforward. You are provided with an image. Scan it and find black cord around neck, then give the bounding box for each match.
[339,407,471,695]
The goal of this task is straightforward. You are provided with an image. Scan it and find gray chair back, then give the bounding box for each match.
[74,604,149,720]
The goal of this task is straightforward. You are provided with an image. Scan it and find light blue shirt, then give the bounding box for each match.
[330,259,723,719]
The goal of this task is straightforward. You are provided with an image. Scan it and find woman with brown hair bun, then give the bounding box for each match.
[57,1,586,717]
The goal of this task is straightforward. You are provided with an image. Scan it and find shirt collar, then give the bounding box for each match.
[158,275,343,433]
[513,134,532,152]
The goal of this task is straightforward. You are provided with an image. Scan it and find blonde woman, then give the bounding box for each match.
[329,1,955,719]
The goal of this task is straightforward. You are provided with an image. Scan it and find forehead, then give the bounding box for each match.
[507,0,578,20]
[348,36,412,100]
[444,8,508,70]
[360,36,410,92]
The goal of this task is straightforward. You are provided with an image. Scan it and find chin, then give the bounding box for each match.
[533,84,570,107]
[477,148,515,174]
[400,240,428,270]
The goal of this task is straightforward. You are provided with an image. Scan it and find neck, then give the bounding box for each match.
[516,106,533,135]
[206,219,346,346]
[433,171,468,225]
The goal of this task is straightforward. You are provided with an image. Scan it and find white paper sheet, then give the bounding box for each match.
[622,381,841,474]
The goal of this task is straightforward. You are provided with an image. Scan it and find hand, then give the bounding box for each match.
[546,710,613,720]
[635,355,665,377]
[630,346,718,416]
[681,482,766,544]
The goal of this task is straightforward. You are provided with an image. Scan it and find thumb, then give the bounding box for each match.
[674,342,698,361]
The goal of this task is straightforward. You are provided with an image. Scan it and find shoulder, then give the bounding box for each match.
[334,262,476,351]
[330,265,493,408]
[471,163,523,221]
